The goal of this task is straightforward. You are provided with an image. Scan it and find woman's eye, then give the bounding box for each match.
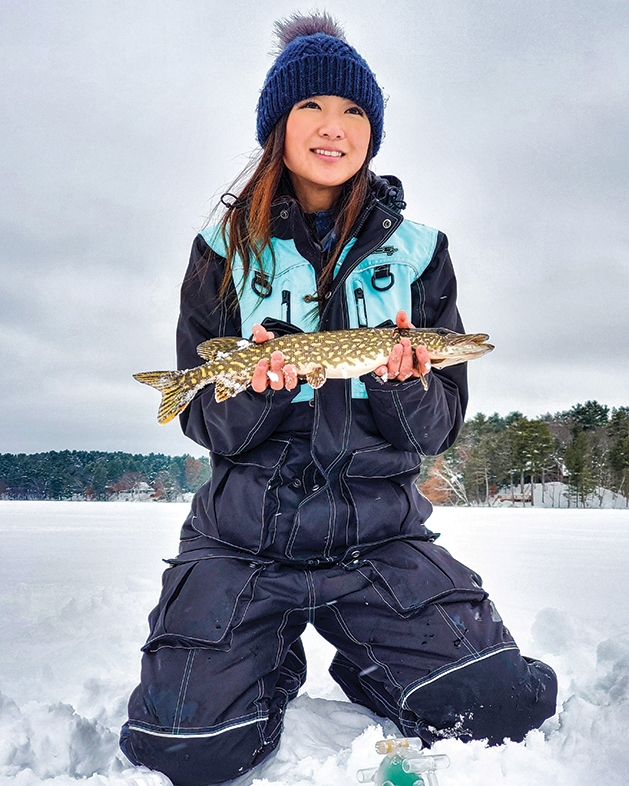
[346,106,365,116]
[300,100,320,109]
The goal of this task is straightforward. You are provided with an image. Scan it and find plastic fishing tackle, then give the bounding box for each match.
[356,737,450,786]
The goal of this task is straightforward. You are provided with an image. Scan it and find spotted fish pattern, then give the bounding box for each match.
[133,327,494,425]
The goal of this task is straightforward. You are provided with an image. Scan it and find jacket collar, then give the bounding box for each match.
[270,171,406,243]
[368,172,406,212]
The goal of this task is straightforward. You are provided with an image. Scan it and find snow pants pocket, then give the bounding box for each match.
[358,539,487,617]
[142,555,267,652]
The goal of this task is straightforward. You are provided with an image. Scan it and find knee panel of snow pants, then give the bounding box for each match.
[400,647,558,746]
[329,629,557,748]
[120,716,279,786]
[122,638,307,785]
[319,540,557,745]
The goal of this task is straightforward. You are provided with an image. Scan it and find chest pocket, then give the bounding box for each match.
[343,221,439,398]
[345,260,418,399]
[347,261,417,330]
[233,241,319,335]
[232,238,322,403]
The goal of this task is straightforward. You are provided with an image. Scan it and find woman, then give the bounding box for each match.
[121,14,557,785]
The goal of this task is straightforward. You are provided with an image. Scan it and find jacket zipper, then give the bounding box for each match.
[354,287,368,327]
[281,290,291,325]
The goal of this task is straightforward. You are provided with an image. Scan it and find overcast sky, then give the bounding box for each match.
[1,0,628,457]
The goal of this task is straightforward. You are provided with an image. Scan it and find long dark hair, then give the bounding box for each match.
[217,114,374,308]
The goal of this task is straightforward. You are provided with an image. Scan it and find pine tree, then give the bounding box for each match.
[564,431,596,506]
[570,401,609,432]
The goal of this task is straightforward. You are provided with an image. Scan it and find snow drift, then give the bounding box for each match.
[1,502,629,786]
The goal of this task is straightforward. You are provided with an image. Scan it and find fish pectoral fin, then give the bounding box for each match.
[214,374,251,402]
[197,337,251,362]
[304,366,327,389]
[408,353,429,390]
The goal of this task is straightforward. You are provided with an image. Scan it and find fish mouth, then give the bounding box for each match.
[430,341,494,367]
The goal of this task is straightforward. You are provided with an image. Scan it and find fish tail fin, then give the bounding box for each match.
[133,370,195,425]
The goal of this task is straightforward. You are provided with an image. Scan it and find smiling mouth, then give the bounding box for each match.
[311,148,344,158]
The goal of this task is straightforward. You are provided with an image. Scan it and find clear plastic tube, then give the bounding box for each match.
[375,737,424,755]
[401,754,451,774]
[356,767,378,783]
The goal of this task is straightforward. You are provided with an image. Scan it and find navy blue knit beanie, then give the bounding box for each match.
[256,13,384,156]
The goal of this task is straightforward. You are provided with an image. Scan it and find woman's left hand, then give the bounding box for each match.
[373,310,431,382]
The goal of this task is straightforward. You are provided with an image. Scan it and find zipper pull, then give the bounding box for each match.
[373,245,398,257]
[354,287,368,327]
[281,290,291,325]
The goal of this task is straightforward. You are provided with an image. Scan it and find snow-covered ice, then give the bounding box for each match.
[1,501,629,786]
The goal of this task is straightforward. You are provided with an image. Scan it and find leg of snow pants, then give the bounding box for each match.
[120,556,311,786]
[121,540,558,785]
[316,540,558,745]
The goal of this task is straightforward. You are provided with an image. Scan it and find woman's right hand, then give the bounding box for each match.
[250,324,299,393]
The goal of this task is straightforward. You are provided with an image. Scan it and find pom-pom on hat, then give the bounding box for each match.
[256,12,385,156]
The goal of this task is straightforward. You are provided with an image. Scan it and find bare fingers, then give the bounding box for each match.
[251,354,298,393]
[374,340,432,382]
[395,310,413,330]
[267,351,286,390]
[251,324,275,343]
[282,364,298,390]
[414,345,432,378]
[251,358,271,392]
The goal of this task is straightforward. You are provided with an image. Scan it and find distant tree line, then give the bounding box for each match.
[419,401,629,507]
[2,401,628,506]
[0,451,211,501]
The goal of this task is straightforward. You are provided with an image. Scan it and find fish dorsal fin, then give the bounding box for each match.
[214,374,250,402]
[305,366,327,389]
[197,337,252,362]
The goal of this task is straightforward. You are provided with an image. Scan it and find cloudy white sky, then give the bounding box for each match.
[2,0,628,457]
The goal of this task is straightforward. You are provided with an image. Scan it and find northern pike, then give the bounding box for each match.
[134,327,494,425]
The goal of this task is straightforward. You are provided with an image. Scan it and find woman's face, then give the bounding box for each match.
[283,94,371,212]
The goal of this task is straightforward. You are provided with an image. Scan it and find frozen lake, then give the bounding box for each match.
[1,501,629,786]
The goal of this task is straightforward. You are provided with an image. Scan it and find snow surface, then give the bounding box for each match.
[2,501,629,786]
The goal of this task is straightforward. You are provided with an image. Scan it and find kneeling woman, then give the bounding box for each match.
[121,14,557,786]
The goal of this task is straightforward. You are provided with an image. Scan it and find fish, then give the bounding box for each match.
[133,327,494,425]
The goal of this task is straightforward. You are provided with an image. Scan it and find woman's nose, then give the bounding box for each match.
[319,115,345,139]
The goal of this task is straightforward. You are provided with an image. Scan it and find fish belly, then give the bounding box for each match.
[323,352,390,379]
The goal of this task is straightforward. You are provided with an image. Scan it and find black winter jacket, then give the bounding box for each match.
[176,175,467,564]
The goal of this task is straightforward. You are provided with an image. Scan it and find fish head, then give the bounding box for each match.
[431,332,494,367]
[403,328,494,368]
